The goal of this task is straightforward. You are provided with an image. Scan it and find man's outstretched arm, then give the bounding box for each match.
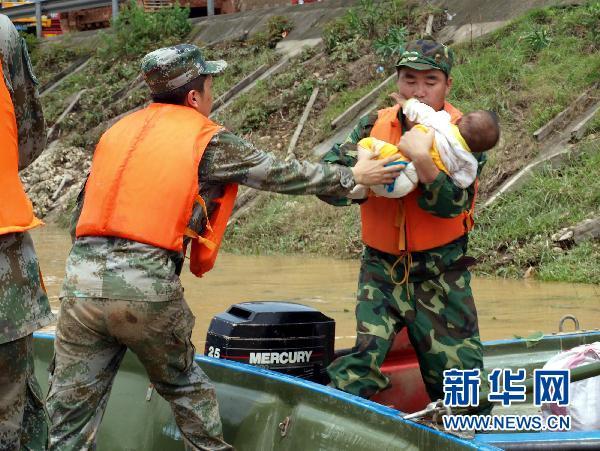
[201,128,400,196]
[317,112,380,206]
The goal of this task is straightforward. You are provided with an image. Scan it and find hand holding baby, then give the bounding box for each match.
[398,127,434,161]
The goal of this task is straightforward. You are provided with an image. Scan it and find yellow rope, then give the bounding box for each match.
[184,227,216,250]
[390,251,412,298]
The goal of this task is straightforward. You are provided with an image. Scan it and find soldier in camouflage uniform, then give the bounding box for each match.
[320,39,492,413]
[46,44,401,450]
[0,14,53,451]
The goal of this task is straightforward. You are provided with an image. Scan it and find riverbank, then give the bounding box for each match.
[31,224,600,349]
[22,0,600,284]
[223,1,600,284]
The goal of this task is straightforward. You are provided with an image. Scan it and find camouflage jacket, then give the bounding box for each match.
[61,128,356,302]
[318,110,487,282]
[0,15,46,168]
[1,15,53,344]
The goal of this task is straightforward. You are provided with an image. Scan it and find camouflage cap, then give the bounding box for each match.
[141,44,227,95]
[395,39,454,76]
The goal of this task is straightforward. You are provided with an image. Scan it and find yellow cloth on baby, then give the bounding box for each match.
[414,124,472,176]
[358,126,471,176]
[358,137,410,162]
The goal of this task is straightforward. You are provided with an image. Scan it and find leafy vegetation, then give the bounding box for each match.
[100,0,191,59]
[248,15,294,49]
[322,0,436,55]
[224,1,600,283]
[33,0,599,283]
[215,0,439,157]
[470,140,600,283]
[521,26,552,55]
[224,195,363,257]
[35,2,276,148]
[23,33,90,87]
[374,26,408,59]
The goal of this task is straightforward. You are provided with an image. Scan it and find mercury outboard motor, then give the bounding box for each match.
[205,302,335,383]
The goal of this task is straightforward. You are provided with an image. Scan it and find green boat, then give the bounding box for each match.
[33,326,600,450]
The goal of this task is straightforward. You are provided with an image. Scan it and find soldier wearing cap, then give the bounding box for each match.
[320,39,490,412]
[0,15,52,451]
[46,44,401,450]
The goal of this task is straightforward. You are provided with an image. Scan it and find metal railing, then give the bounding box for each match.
[2,0,113,20]
[1,0,215,38]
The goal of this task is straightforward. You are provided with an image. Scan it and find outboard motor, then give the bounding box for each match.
[205,302,335,383]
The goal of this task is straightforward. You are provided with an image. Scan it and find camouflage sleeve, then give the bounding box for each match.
[69,182,86,242]
[417,152,488,217]
[317,112,379,207]
[199,130,356,196]
[0,16,46,170]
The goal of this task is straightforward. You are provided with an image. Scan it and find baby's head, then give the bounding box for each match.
[457,110,500,153]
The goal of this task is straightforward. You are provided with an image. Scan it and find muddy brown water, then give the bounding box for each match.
[31,225,600,350]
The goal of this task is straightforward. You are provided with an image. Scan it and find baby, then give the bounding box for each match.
[349,96,500,198]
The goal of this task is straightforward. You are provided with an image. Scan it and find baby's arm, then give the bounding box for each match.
[402,98,438,124]
[389,92,408,107]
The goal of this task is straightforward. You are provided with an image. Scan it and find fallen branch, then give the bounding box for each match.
[41,58,91,98]
[570,100,600,142]
[552,217,600,247]
[227,191,264,227]
[300,50,324,67]
[46,89,87,142]
[233,187,260,211]
[110,73,145,103]
[331,74,395,129]
[40,55,90,95]
[212,63,270,112]
[211,57,291,118]
[286,87,319,160]
[425,14,434,35]
[52,173,73,201]
[533,83,599,142]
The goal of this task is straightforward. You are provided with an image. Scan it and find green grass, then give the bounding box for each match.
[315,77,385,140]
[41,1,599,284]
[537,241,600,283]
[224,3,600,284]
[223,194,362,257]
[30,36,90,87]
[37,4,277,144]
[586,110,600,136]
[449,9,600,134]
[37,2,190,133]
[470,139,600,283]
[207,46,276,98]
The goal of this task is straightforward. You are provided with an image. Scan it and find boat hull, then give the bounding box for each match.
[33,332,493,450]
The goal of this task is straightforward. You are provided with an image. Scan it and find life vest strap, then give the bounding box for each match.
[194,195,214,233]
[184,226,217,250]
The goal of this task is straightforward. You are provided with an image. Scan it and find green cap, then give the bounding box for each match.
[141,44,227,95]
[395,39,454,76]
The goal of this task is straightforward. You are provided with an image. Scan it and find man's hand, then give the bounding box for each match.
[398,128,439,183]
[351,154,403,186]
[398,127,433,160]
[389,92,408,107]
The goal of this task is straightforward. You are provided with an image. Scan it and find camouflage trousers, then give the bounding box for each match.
[0,334,49,451]
[47,297,232,451]
[327,246,489,410]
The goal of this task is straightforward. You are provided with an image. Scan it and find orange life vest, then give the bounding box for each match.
[360,103,477,254]
[0,58,43,236]
[76,103,238,277]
